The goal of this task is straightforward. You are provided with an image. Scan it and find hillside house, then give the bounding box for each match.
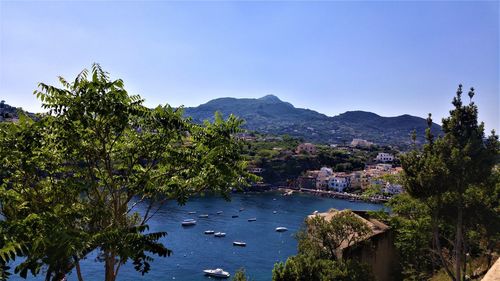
[328,176,350,192]
[350,138,374,148]
[295,143,317,154]
[316,167,333,190]
[376,153,394,162]
[297,176,317,189]
[308,209,399,281]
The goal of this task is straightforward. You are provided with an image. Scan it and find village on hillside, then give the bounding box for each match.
[241,134,404,202]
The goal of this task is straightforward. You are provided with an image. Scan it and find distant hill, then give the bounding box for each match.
[0,100,22,121]
[184,95,442,146]
[0,100,37,122]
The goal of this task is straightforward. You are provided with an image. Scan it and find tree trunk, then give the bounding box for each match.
[432,211,455,280]
[74,257,84,281]
[105,253,116,281]
[455,206,463,281]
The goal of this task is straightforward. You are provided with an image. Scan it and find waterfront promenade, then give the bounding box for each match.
[277,187,389,203]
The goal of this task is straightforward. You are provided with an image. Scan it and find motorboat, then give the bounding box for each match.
[216,211,223,214]
[188,211,197,214]
[248,218,257,222]
[181,219,196,226]
[239,208,244,212]
[275,227,288,232]
[203,268,230,278]
[198,214,209,218]
[231,215,239,218]
[214,232,226,237]
[273,211,277,214]
[204,230,215,235]
[233,241,246,247]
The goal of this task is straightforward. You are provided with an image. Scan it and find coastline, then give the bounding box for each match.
[276,187,389,204]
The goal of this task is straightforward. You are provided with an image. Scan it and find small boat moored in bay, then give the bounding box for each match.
[204,230,215,235]
[203,268,230,278]
[198,214,209,218]
[275,227,288,232]
[182,219,196,226]
[248,218,257,222]
[214,232,226,237]
[231,215,239,218]
[216,211,223,214]
[233,241,246,247]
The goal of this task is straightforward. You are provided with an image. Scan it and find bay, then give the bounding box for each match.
[11,192,385,281]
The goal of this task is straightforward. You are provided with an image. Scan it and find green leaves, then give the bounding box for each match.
[1,64,253,280]
[399,85,500,281]
[272,254,374,281]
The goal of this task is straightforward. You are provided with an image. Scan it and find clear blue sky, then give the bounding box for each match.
[1,1,498,131]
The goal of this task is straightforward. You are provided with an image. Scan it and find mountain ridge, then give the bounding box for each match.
[184,95,442,147]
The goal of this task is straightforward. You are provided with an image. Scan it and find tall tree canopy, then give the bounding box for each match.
[0,64,254,281]
[400,85,499,281]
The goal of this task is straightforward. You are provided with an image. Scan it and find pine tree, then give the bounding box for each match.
[401,85,499,280]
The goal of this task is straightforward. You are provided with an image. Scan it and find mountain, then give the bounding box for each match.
[183,95,442,146]
[0,100,22,121]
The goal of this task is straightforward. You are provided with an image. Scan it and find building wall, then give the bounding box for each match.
[343,230,400,281]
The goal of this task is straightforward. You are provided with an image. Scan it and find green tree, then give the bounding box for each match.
[272,209,374,281]
[400,85,499,281]
[304,210,371,260]
[272,254,373,281]
[0,115,88,281]
[385,194,434,280]
[0,64,253,281]
[233,268,249,281]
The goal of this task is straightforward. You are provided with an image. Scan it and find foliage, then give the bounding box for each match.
[400,85,499,281]
[304,210,371,260]
[272,254,374,281]
[0,64,253,281]
[362,183,384,197]
[272,209,374,281]
[233,268,249,281]
[386,194,434,280]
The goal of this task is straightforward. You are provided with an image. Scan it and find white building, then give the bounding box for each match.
[383,183,403,195]
[316,167,334,190]
[318,167,333,178]
[328,176,350,192]
[376,153,394,162]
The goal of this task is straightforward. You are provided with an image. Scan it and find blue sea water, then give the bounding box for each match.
[11,192,385,281]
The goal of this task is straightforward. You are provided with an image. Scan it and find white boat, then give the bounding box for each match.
[273,211,277,214]
[248,218,257,222]
[181,219,196,226]
[198,214,209,218]
[204,230,215,234]
[188,211,197,214]
[275,227,288,232]
[214,232,226,237]
[233,241,246,247]
[203,268,230,278]
[216,211,223,214]
[239,208,244,212]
